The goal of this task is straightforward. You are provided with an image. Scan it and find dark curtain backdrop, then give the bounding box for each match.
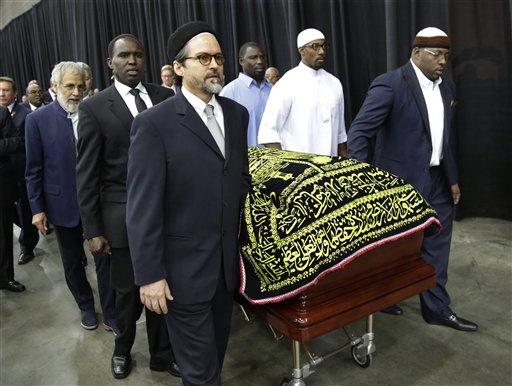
[1,0,511,219]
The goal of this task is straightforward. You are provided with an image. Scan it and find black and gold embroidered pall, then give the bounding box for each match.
[239,147,439,304]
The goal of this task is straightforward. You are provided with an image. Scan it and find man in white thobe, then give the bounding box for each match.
[258,28,347,156]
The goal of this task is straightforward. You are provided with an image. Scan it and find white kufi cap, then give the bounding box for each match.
[297,28,325,48]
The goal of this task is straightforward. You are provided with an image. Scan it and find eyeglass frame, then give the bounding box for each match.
[60,83,86,93]
[302,43,329,52]
[182,53,225,66]
[423,48,451,62]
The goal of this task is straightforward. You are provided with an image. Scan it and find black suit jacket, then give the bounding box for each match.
[42,90,55,105]
[0,106,23,205]
[11,102,31,135]
[8,102,31,183]
[126,92,250,304]
[21,101,46,111]
[76,83,173,248]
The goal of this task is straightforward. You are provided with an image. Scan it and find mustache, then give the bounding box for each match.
[206,69,220,78]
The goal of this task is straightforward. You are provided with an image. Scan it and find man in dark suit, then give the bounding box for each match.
[0,76,39,265]
[25,61,114,332]
[76,34,178,380]
[22,81,45,112]
[126,22,250,385]
[348,27,477,332]
[21,81,55,236]
[0,106,26,292]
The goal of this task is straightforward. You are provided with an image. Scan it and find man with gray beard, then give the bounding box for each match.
[25,61,114,331]
[126,21,250,385]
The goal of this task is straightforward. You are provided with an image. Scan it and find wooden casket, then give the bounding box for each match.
[237,148,438,384]
[239,228,435,342]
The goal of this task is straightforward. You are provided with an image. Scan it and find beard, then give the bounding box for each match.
[188,71,224,95]
[204,79,223,94]
[56,91,79,114]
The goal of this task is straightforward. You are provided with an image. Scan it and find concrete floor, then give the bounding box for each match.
[1,217,511,386]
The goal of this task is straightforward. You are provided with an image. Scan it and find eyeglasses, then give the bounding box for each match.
[302,43,328,51]
[423,48,451,62]
[183,53,225,66]
[61,83,85,92]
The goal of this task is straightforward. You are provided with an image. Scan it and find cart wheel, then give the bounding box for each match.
[281,377,291,386]
[351,346,372,368]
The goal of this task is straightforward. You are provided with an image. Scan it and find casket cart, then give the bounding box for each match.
[238,229,435,385]
[238,148,438,385]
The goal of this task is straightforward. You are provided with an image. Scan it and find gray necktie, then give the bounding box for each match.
[129,88,147,113]
[204,104,225,157]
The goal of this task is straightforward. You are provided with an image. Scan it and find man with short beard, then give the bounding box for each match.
[126,21,250,385]
[220,42,272,146]
[348,27,478,331]
[25,61,114,332]
[258,28,347,157]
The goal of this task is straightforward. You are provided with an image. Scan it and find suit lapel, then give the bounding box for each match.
[107,86,133,129]
[145,83,161,105]
[175,93,225,159]
[218,96,232,165]
[403,63,431,139]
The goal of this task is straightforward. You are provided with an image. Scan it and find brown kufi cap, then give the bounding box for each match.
[413,27,451,48]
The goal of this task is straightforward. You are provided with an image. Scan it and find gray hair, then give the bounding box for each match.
[173,45,189,87]
[51,61,85,86]
[77,61,89,70]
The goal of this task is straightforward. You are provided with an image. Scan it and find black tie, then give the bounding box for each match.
[129,88,147,113]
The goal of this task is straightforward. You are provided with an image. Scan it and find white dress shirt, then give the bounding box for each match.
[181,85,225,136]
[114,80,153,117]
[69,111,79,142]
[411,59,445,166]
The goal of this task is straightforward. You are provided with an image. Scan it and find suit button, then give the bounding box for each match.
[223,202,227,207]
[223,169,228,175]
[222,230,226,237]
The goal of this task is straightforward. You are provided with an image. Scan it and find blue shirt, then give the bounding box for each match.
[220,73,272,146]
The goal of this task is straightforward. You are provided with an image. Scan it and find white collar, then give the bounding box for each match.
[181,85,220,112]
[410,59,443,89]
[114,79,147,97]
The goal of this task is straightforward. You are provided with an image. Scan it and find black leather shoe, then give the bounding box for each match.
[424,313,478,332]
[381,304,403,315]
[103,320,120,337]
[18,251,35,265]
[111,355,132,379]
[150,361,181,378]
[0,280,26,292]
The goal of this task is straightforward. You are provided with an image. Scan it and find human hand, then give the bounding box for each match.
[451,183,461,205]
[32,212,48,234]
[87,236,111,255]
[140,279,173,314]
